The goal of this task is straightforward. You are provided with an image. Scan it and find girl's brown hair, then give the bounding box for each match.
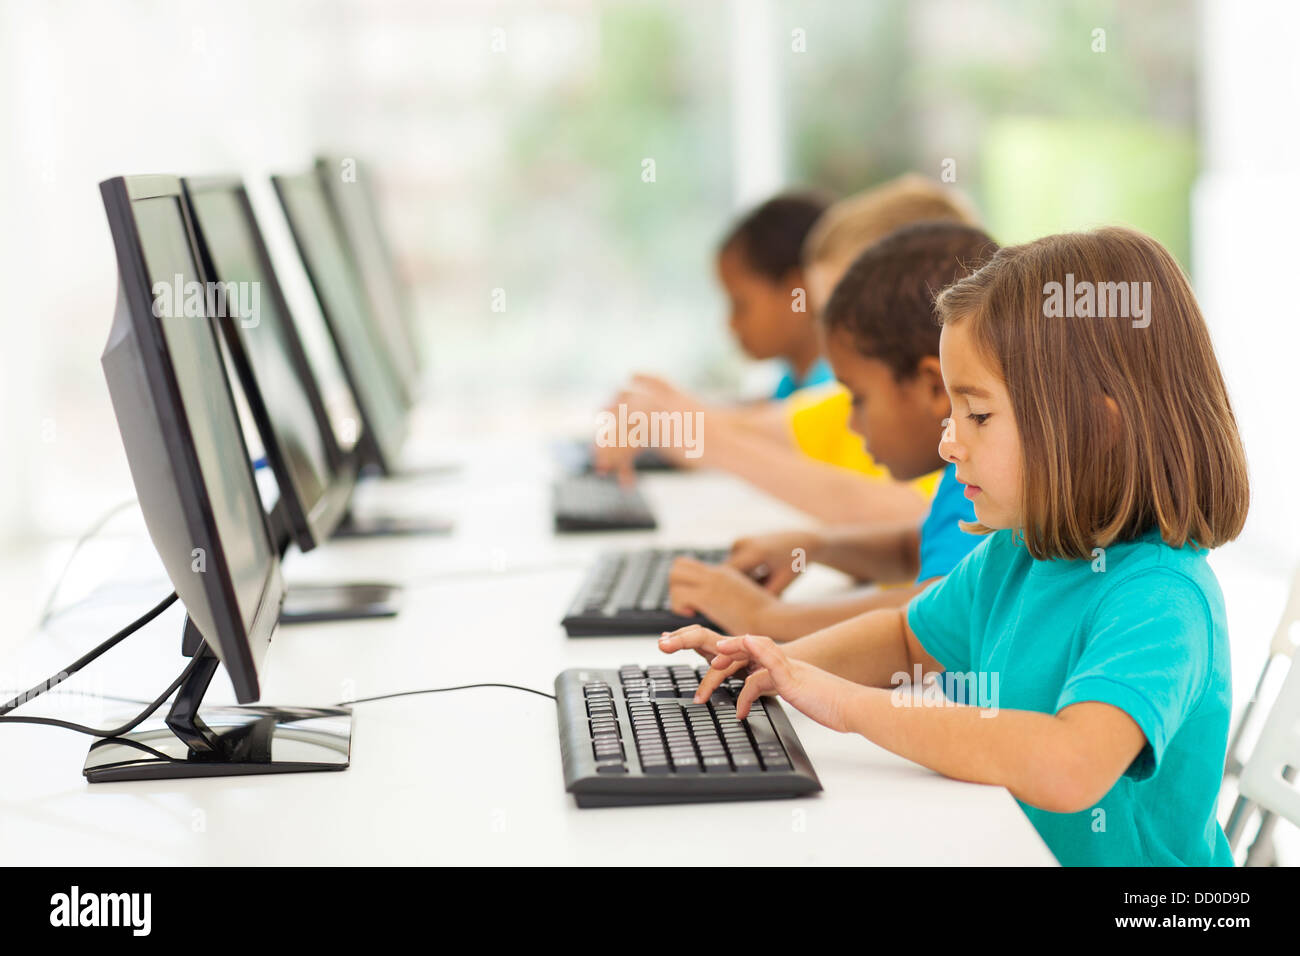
[935,226,1250,560]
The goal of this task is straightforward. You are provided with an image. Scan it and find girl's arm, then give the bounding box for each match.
[660,605,935,688]
[839,688,1148,813]
[696,632,1149,815]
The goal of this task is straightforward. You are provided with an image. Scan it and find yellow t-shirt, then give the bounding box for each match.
[787,385,941,499]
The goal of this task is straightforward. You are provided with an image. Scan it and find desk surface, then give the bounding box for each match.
[0,435,1056,865]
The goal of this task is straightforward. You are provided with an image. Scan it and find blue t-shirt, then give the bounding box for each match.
[772,357,834,400]
[916,463,980,583]
[906,526,1234,867]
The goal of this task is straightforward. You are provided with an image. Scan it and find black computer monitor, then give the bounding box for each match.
[182,176,404,621]
[315,155,424,398]
[272,169,410,475]
[90,174,350,781]
[183,177,355,553]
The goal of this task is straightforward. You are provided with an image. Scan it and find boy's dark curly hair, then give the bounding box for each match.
[823,221,998,379]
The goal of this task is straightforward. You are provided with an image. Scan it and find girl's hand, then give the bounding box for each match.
[660,629,859,733]
[726,530,820,594]
[657,623,729,664]
[667,556,776,635]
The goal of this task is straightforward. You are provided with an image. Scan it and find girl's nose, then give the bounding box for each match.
[938,417,963,463]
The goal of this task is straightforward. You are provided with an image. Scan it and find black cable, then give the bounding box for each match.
[339,683,557,706]
[0,680,561,713]
[0,653,200,738]
[0,591,178,717]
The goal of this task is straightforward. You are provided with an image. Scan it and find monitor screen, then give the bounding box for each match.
[186,185,336,541]
[317,158,421,395]
[133,195,274,634]
[273,171,408,472]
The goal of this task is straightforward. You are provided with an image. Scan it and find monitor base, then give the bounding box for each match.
[84,705,352,782]
[392,461,461,480]
[334,511,453,537]
[280,582,401,624]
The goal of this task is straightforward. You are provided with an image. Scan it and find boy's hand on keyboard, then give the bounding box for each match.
[591,439,639,488]
[727,530,820,594]
[594,380,697,482]
[707,635,854,733]
[668,556,775,635]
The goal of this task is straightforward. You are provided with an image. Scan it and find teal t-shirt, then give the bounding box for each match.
[906,526,1234,867]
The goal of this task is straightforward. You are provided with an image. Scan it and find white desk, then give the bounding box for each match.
[0,435,1056,865]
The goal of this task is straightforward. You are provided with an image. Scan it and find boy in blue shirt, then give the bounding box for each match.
[660,227,1248,866]
[668,223,998,640]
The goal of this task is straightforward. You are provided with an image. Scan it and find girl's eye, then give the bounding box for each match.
[967,412,990,426]
[850,394,864,408]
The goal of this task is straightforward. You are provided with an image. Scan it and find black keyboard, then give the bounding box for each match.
[556,664,821,807]
[552,475,656,532]
[562,548,727,636]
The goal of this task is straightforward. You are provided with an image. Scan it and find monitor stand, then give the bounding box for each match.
[279,582,401,624]
[83,619,352,783]
[265,501,405,623]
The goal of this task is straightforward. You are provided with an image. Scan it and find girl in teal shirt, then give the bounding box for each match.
[659,226,1250,866]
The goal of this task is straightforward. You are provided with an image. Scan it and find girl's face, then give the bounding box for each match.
[717,244,807,361]
[938,320,1023,529]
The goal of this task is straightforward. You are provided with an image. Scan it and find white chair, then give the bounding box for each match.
[1223,563,1300,866]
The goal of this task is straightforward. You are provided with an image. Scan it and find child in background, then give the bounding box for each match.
[599,175,977,525]
[669,222,998,638]
[661,227,1248,867]
[788,173,980,477]
[715,192,838,398]
[593,191,834,441]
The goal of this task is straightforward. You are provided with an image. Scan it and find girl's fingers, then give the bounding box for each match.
[735,668,773,719]
[738,635,793,684]
[692,658,744,703]
[657,625,721,653]
[713,636,749,657]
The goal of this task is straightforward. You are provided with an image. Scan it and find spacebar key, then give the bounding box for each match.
[744,707,782,750]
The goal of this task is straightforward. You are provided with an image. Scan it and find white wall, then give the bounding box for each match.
[1193,0,1300,569]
